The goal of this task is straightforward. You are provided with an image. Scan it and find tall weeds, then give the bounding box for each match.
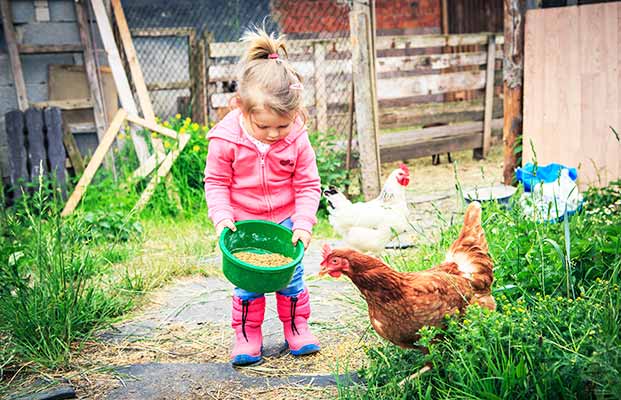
[0,178,134,369]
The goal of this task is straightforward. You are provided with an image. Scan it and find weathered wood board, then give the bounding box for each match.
[523,3,621,188]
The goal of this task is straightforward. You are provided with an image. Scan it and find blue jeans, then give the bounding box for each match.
[233,217,305,301]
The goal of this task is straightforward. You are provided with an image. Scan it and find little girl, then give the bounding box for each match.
[204,28,321,366]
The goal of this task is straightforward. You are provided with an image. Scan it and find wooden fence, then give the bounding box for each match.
[523,3,621,188]
[4,107,70,203]
[205,32,504,162]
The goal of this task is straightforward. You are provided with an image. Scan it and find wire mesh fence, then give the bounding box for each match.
[121,0,354,136]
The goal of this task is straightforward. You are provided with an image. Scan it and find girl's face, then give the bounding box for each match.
[244,107,295,145]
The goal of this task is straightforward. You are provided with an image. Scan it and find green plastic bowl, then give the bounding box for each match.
[219,220,304,293]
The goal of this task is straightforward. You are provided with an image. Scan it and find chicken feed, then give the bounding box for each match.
[233,251,293,267]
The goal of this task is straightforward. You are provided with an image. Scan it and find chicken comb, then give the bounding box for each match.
[321,243,333,260]
[399,163,410,175]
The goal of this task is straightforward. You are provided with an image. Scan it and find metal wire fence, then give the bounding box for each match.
[121,0,354,135]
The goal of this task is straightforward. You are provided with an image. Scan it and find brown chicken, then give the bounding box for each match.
[319,201,495,349]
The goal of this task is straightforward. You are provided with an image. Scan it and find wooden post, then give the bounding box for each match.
[503,0,526,184]
[192,32,208,125]
[111,0,165,158]
[89,0,150,166]
[5,111,28,199]
[111,0,154,122]
[350,1,381,200]
[44,108,67,198]
[1,0,29,110]
[313,41,328,133]
[62,119,85,176]
[75,0,115,171]
[441,0,449,34]
[25,108,47,180]
[475,34,497,159]
[62,109,127,216]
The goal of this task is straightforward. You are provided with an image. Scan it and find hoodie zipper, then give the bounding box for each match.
[259,150,273,220]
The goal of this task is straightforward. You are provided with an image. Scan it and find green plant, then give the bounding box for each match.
[309,129,360,212]
[339,179,621,399]
[0,179,137,369]
[137,115,210,218]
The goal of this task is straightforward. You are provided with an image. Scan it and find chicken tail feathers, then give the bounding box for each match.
[445,202,494,292]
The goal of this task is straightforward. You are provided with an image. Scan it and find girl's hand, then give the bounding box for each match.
[292,229,311,249]
[216,219,236,236]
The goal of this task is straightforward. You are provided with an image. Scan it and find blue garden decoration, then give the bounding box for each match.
[516,162,578,192]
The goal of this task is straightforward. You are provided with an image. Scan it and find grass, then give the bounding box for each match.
[337,180,621,399]
[1,110,619,399]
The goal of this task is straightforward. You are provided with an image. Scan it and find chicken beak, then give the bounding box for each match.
[319,261,328,276]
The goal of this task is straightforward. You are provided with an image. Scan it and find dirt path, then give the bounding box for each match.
[66,147,504,399]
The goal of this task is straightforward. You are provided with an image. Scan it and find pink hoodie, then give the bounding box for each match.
[204,108,321,233]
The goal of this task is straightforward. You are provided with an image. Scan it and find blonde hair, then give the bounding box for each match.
[235,28,307,123]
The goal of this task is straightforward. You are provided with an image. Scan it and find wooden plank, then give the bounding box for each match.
[604,4,621,180]
[32,99,93,110]
[1,0,29,110]
[111,0,165,157]
[578,4,606,186]
[377,70,486,100]
[380,98,503,128]
[208,52,490,83]
[18,44,83,54]
[211,70,485,108]
[523,8,545,166]
[68,122,97,134]
[146,81,193,91]
[62,119,85,176]
[133,134,190,212]
[75,0,108,153]
[5,111,28,199]
[130,27,196,37]
[350,3,381,199]
[346,119,504,166]
[61,109,127,216]
[523,3,621,188]
[380,119,503,148]
[379,132,482,164]
[208,33,504,58]
[90,0,150,165]
[125,113,180,139]
[314,42,327,132]
[48,65,118,129]
[25,108,47,180]
[481,35,496,157]
[34,0,50,22]
[44,108,67,198]
[111,0,155,122]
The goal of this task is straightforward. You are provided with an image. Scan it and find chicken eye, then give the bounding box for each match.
[331,259,337,264]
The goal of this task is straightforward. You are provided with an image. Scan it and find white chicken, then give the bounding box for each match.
[323,164,411,253]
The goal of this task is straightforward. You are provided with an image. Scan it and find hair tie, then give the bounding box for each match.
[268,53,279,59]
[289,83,303,91]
